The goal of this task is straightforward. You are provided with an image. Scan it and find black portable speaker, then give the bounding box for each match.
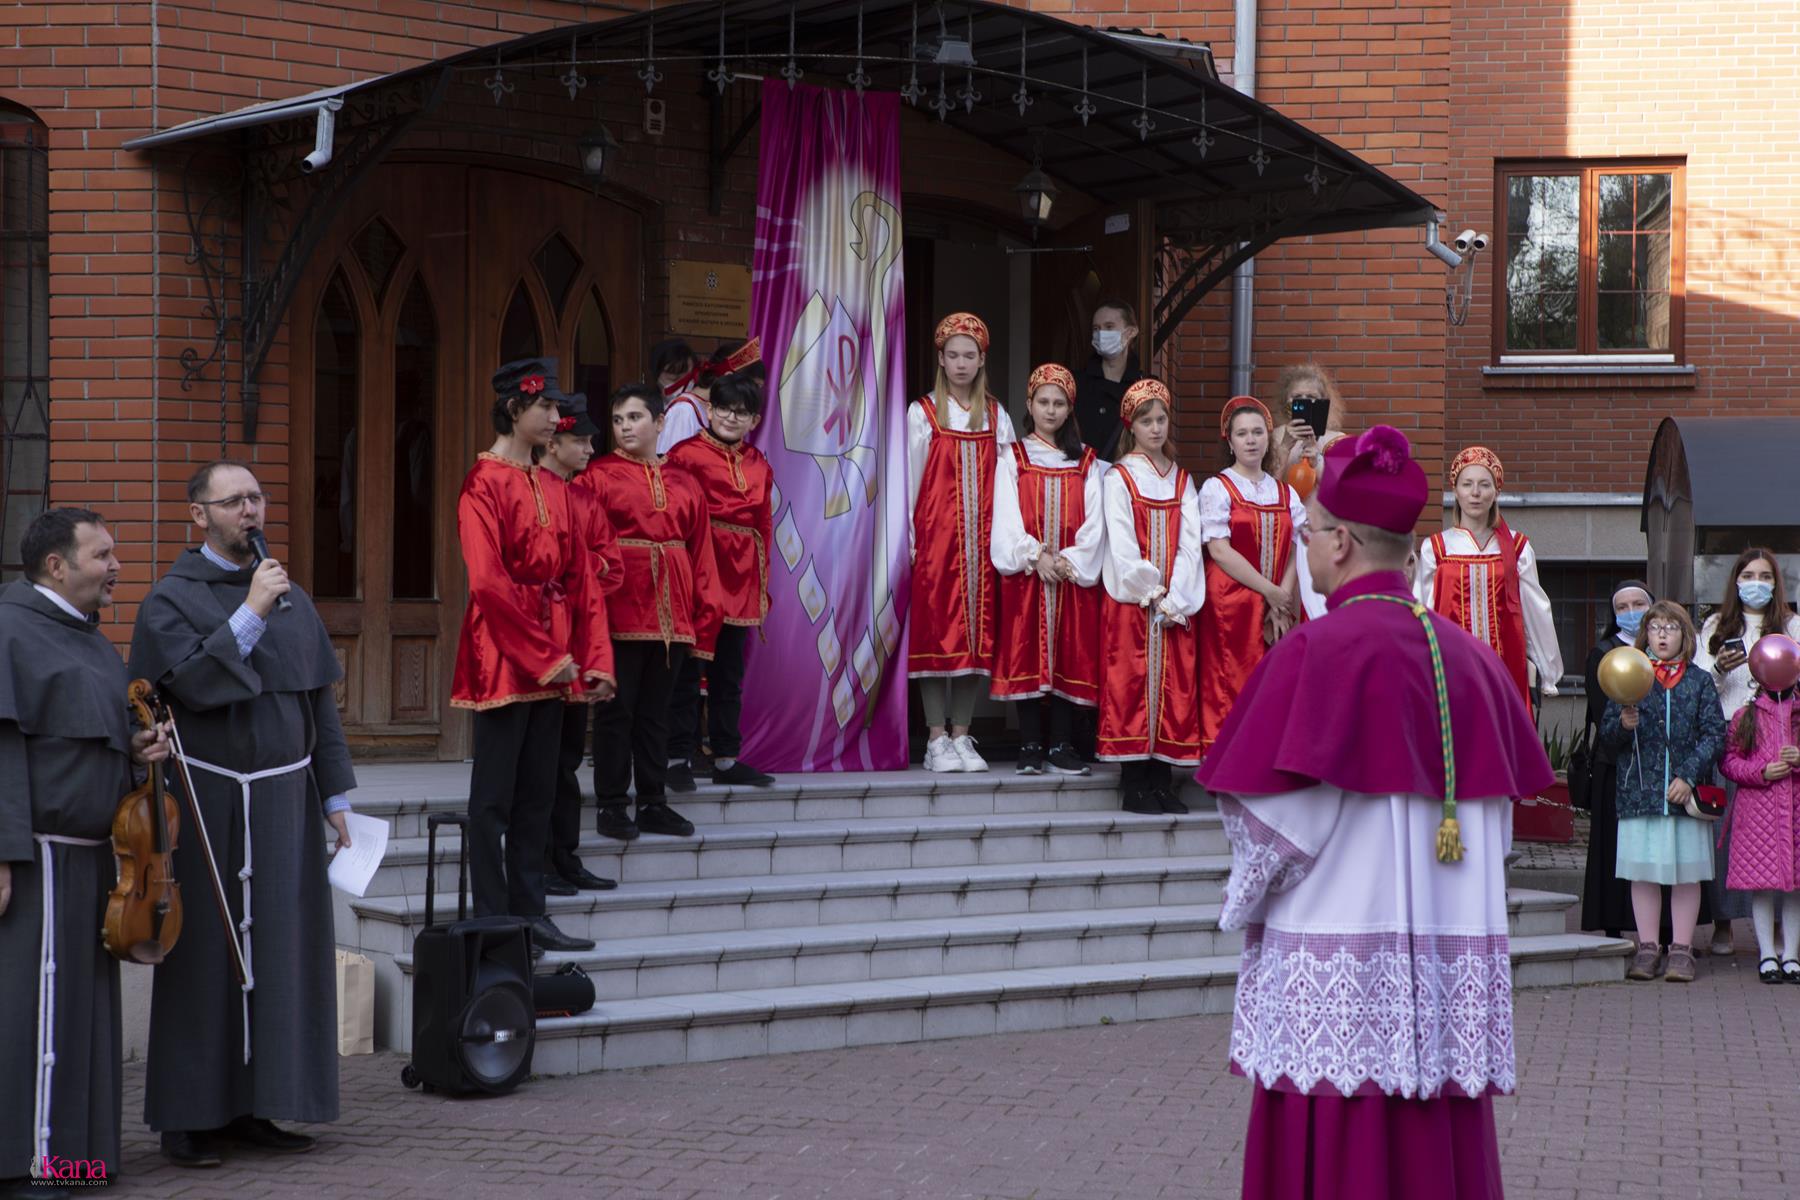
[533,962,596,1019]
[398,813,536,1096]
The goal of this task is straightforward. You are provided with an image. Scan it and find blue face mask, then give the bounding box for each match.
[1739,580,1776,611]
[1615,609,1646,637]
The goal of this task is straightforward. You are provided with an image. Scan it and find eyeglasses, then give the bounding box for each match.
[1646,622,1684,636]
[195,492,267,511]
[712,407,754,420]
[1297,522,1363,547]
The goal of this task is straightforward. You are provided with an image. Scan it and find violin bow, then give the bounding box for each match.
[157,695,250,991]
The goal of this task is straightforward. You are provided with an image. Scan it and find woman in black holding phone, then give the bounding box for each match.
[1694,547,1800,957]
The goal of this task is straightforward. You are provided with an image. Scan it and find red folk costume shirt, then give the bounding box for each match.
[906,394,1018,677]
[988,436,1107,706]
[578,451,723,659]
[1415,526,1563,705]
[568,479,624,598]
[1197,469,1308,752]
[666,430,773,627]
[1097,454,1206,765]
[452,454,612,710]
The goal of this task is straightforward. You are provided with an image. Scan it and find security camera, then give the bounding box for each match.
[1453,229,1477,254]
[1471,232,1491,252]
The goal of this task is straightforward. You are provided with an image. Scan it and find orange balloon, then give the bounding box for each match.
[1597,646,1655,705]
[1286,457,1317,500]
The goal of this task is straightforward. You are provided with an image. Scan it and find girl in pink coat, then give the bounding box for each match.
[1720,684,1800,983]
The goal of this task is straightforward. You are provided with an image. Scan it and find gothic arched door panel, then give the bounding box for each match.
[290,163,642,759]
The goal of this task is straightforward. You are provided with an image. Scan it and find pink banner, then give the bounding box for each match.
[741,82,910,772]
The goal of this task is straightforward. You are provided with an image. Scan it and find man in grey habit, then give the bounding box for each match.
[130,461,356,1169]
[1,509,170,1195]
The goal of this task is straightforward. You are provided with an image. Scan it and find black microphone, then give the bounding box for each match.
[247,530,292,612]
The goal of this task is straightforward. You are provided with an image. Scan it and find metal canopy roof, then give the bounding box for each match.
[1643,416,1800,530]
[126,0,1437,241]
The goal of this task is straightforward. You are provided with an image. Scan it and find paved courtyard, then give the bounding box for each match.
[101,942,1800,1200]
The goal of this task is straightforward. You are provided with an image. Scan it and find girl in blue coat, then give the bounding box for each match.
[1600,601,1727,984]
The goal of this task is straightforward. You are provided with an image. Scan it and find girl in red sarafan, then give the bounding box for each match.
[908,311,1017,773]
[1415,446,1563,707]
[451,358,612,950]
[664,339,777,789]
[1098,378,1206,814]
[1198,395,1308,756]
[989,363,1107,777]
[578,382,722,843]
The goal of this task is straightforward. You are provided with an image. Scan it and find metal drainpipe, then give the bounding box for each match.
[1228,0,1257,396]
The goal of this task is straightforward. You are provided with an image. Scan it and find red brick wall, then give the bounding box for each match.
[1446,0,1800,492]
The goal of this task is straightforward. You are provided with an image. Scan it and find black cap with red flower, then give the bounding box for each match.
[491,357,554,404]
[546,384,599,439]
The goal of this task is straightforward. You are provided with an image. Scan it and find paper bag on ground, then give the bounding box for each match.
[335,949,375,1056]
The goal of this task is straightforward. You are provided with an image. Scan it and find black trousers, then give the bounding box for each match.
[1120,759,1173,791]
[467,698,561,919]
[594,640,688,808]
[1017,694,1077,747]
[668,624,750,762]
[547,702,590,877]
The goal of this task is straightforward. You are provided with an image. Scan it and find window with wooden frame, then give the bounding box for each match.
[1493,159,1685,363]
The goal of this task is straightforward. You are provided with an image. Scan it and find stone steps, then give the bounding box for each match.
[335,763,1631,1073]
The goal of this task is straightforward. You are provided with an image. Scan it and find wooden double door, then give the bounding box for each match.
[290,162,641,758]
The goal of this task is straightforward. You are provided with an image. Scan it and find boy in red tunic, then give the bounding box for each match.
[578,383,722,841]
[451,359,612,954]
[664,340,776,788]
[539,386,622,894]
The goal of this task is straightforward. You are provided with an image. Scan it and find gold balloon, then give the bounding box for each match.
[1598,645,1656,705]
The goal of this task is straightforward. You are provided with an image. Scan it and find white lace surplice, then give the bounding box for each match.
[1218,785,1516,1101]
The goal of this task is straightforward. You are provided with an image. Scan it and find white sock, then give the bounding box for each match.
[669,758,688,769]
[1783,892,1800,962]
[1753,892,1778,962]
[715,757,736,770]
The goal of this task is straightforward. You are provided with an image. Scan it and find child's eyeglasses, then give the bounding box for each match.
[1646,623,1683,636]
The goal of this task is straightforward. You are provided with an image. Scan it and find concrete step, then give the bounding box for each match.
[347,762,1208,840]
[362,810,1228,897]
[473,930,1633,1075]
[390,889,1580,1003]
[349,855,1238,954]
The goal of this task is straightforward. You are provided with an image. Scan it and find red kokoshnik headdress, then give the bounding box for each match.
[1119,377,1171,426]
[1026,363,1077,402]
[933,312,990,352]
[1219,394,1272,439]
[1448,445,1505,491]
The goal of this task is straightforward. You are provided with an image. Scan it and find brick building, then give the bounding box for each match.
[2,0,1787,753]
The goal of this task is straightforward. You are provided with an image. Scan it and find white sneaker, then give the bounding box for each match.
[924,734,962,772]
[951,734,988,772]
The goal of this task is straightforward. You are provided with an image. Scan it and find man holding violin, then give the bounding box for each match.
[129,462,356,1169]
[0,508,171,1195]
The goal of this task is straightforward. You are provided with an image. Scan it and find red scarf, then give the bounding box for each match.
[1653,658,1687,691]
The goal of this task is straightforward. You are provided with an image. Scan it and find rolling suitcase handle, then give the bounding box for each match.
[425,812,469,927]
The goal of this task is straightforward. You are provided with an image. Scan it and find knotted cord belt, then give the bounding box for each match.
[178,752,313,1062]
[29,831,106,1173]
[1341,593,1463,863]
[619,537,684,658]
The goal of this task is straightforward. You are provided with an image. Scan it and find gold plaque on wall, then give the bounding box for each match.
[670,259,752,339]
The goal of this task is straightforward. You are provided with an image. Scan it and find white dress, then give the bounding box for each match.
[1099,453,1205,621]
[989,434,1108,586]
[1414,525,1565,694]
[1219,785,1516,1099]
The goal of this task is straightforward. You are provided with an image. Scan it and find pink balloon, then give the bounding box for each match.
[1749,634,1800,693]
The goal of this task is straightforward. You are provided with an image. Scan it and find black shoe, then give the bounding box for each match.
[559,865,618,891]
[1122,789,1162,815]
[1015,742,1045,774]
[160,1130,223,1167]
[215,1115,315,1154]
[597,805,639,841]
[636,802,695,837]
[529,915,596,953]
[666,761,698,793]
[1158,788,1189,815]
[1045,744,1091,775]
[712,760,776,787]
[543,875,578,897]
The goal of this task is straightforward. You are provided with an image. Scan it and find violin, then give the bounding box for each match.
[103,680,183,963]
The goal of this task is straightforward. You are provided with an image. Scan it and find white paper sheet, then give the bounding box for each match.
[327,812,390,898]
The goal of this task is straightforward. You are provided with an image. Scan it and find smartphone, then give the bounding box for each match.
[1290,396,1330,439]
[1722,637,1746,658]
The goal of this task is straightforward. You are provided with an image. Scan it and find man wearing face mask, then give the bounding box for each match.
[1071,299,1143,461]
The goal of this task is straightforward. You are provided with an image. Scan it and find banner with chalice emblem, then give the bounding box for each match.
[741,81,910,770]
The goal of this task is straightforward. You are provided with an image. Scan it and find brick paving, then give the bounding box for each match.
[97,947,1799,1200]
